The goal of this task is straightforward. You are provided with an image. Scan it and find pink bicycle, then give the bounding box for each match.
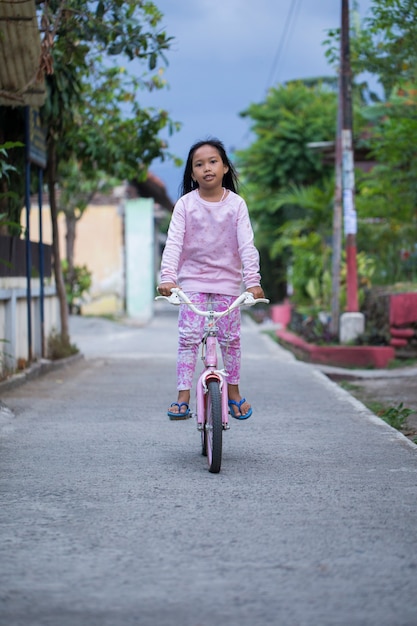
[156,288,269,473]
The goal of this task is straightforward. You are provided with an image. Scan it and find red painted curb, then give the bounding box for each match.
[276,329,395,369]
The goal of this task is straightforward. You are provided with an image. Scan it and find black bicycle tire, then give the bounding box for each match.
[206,380,223,473]
[201,387,211,457]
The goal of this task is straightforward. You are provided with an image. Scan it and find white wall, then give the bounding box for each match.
[0,277,60,373]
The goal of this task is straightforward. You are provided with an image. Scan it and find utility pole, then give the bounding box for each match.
[341,0,358,312]
[330,77,343,337]
[339,0,364,342]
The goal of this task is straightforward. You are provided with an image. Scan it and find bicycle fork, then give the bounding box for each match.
[196,334,230,431]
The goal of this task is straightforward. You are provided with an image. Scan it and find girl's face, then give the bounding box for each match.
[191,145,229,190]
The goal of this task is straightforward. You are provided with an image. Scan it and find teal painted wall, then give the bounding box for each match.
[125,198,154,323]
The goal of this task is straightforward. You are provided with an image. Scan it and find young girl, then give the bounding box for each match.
[157,138,264,420]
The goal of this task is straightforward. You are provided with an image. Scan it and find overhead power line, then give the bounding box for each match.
[264,0,303,93]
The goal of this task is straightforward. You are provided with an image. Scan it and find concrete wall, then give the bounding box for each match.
[0,277,60,373]
[26,204,125,316]
[24,194,157,322]
[70,204,125,316]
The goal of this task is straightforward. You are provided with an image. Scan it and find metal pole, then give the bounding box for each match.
[330,73,343,337]
[38,168,45,357]
[24,107,33,363]
[341,0,359,312]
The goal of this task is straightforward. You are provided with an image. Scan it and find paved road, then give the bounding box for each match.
[1,306,417,626]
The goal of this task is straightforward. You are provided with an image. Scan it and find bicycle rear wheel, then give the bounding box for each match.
[204,380,223,473]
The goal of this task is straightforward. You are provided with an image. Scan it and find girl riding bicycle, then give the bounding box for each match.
[157,138,265,420]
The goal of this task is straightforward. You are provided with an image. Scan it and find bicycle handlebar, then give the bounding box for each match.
[155,288,269,319]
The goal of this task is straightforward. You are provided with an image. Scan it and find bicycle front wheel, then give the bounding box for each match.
[205,380,223,473]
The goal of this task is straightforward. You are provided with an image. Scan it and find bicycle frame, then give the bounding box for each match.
[156,287,269,472]
[196,322,230,432]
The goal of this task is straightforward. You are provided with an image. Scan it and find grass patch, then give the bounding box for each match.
[47,329,79,360]
[339,381,416,433]
[387,358,417,369]
[378,403,415,430]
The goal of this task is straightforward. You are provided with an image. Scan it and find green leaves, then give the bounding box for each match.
[354,81,417,284]
[149,51,157,70]
[238,81,337,196]
[379,402,414,431]
[355,0,417,97]
[96,1,105,19]
[237,81,337,300]
[37,0,180,194]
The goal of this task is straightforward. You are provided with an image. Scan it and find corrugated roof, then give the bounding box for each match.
[0,0,46,107]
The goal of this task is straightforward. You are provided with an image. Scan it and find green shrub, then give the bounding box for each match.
[47,329,79,360]
[61,261,92,313]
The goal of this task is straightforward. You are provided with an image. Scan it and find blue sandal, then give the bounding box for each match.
[228,398,252,420]
[167,402,191,420]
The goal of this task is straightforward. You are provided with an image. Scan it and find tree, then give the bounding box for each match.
[355,0,417,98]
[344,1,417,285]
[271,180,375,315]
[270,181,334,307]
[56,158,114,305]
[1,2,179,346]
[236,80,337,301]
[56,64,179,306]
[37,0,179,345]
[354,88,417,283]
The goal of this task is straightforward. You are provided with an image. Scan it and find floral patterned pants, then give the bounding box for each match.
[177,292,241,390]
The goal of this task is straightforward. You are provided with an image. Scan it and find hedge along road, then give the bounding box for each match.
[0,305,416,626]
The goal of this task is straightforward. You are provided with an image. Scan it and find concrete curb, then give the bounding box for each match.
[314,362,417,381]
[0,352,85,394]
[310,366,417,451]
[255,316,417,381]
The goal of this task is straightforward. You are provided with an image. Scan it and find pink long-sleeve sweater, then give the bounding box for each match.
[160,189,261,296]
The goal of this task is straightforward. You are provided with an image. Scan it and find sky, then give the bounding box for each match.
[136,0,374,201]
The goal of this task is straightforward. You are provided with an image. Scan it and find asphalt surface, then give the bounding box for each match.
[1,304,417,626]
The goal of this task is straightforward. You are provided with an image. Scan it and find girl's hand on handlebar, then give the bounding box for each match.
[157,282,179,297]
[247,286,265,300]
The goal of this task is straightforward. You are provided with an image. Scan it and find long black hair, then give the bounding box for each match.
[180,138,239,196]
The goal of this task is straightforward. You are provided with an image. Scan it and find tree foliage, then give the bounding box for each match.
[236,80,337,301]
[243,1,417,306]
[355,87,417,283]
[271,181,335,309]
[0,1,179,344]
[0,141,24,234]
[349,1,417,284]
[355,0,417,98]
[36,0,179,340]
[239,81,337,194]
[41,0,179,177]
